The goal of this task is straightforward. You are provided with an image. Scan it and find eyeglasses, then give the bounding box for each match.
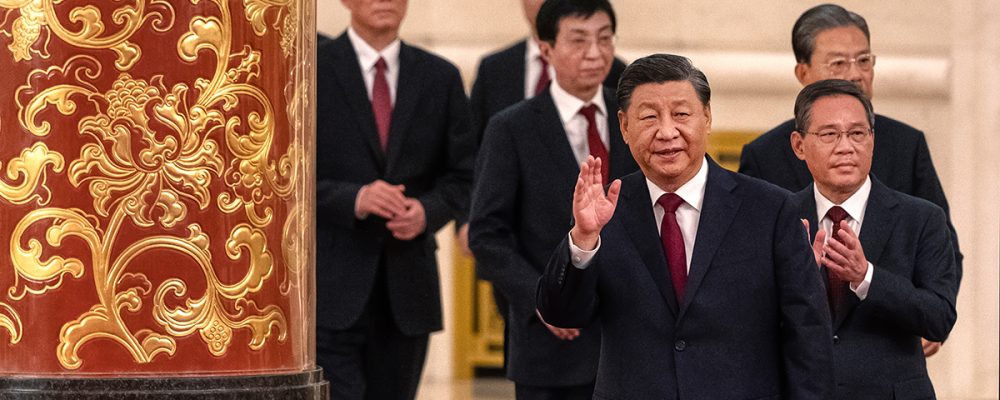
[821,53,876,74]
[561,33,616,53]
[803,127,873,144]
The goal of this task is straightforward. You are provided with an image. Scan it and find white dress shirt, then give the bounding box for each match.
[549,80,610,165]
[814,176,874,300]
[348,27,402,219]
[570,158,710,270]
[524,39,554,99]
[347,27,401,105]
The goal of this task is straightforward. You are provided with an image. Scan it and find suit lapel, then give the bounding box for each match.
[678,159,741,322]
[385,43,422,174]
[532,91,581,179]
[331,32,385,168]
[618,173,679,316]
[504,40,528,104]
[604,88,633,179]
[832,177,897,329]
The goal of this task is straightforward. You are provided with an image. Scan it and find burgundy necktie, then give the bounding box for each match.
[534,56,551,96]
[825,206,850,317]
[579,104,609,184]
[372,57,392,150]
[658,193,687,303]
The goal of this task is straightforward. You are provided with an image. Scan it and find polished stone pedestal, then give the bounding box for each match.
[0,368,328,399]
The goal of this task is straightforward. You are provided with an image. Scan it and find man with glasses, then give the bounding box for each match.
[789,79,957,399]
[469,0,637,398]
[738,4,961,357]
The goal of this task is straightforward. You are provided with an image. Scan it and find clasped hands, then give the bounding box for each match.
[802,219,868,288]
[357,180,426,240]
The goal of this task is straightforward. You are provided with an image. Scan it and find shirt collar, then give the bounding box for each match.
[549,79,607,126]
[646,157,709,212]
[525,38,542,63]
[347,27,401,74]
[814,175,872,224]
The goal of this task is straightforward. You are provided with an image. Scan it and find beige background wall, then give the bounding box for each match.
[317,1,1000,398]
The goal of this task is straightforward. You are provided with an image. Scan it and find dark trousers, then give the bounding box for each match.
[515,382,596,400]
[316,265,429,400]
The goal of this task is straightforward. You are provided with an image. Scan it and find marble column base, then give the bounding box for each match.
[0,368,329,399]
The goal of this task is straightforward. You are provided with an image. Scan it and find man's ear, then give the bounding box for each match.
[794,63,811,86]
[790,130,807,161]
[539,41,553,64]
[618,109,628,143]
[703,105,712,135]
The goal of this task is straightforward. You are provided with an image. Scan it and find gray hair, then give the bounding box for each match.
[792,4,870,63]
[794,79,875,133]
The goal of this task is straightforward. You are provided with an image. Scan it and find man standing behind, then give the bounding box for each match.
[538,54,832,399]
[468,0,627,143]
[738,8,961,355]
[469,1,637,398]
[314,0,473,398]
[789,79,957,399]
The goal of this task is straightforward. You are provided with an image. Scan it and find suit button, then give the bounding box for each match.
[833,335,840,344]
[674,340,686,351]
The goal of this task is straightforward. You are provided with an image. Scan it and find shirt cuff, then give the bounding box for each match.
[850,262,874,300]
[568,233,600,269]
[354,185,369,219]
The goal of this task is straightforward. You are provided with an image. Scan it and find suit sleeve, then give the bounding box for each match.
[863,206,958,342]
[911,132,963,288]
[773,195,834,399]
[469,61,489,147]
[469,117,551,316]
[417,68,474,231]
[536,237,601,328]
[738,141,762,178]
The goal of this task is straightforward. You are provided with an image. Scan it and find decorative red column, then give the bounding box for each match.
[0,0,321,397]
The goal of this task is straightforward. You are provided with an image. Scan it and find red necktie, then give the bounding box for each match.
[372,57,392,150]
[579,104,609,184]
[534,56,551,96]
[825,206,850,317]
[658,193,687,303]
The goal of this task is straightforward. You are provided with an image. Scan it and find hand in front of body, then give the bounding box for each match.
[356,180,408,219]
[569,156,621,251]
[821,221,869,285]
[537,310,580,341]
[386,198,426,241]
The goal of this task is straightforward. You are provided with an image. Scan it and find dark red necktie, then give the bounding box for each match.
[825,206,850,317]
[579,104,609,185]
[372,57,392,150]
[534,56,550,96]
[658,193,687,303]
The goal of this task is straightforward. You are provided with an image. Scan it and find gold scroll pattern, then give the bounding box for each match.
[1,0,302,369]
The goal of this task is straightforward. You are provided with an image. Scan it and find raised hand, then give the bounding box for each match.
[822,220,868,285]
[801,219,827,266]
[569,156,621,251]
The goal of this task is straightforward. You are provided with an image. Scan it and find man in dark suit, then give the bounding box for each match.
[538,54,833,399]
[314,0,473,398]
[468,0,627,143]
[788,79,957,399]
[469,1,637,398]
[738,6,961,358]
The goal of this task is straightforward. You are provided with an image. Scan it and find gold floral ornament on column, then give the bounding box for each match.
[0,0,175,69]
[2,0,304,371]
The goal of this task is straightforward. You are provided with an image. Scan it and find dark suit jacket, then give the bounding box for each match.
[469,87,638,386]
[314,32,474,335]
[469,39,628,143]
[792,177,958,400]
[739,115,963,286]
[538,160,833,399]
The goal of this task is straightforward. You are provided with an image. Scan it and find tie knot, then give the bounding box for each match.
[375,57,388,72]
[579,104,598,120]
[657,193,684,213]
[538,55,548,68]
[826,205,849,225]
